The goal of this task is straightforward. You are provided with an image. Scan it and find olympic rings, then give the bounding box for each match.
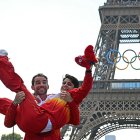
[106,49,121,64]
[138,52,140,61]
[114,56,129,70]
[122,49,137,63]
[130,55,140,70]
[105,49,140,70]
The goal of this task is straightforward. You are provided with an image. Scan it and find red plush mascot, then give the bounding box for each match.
[75,45,98,69]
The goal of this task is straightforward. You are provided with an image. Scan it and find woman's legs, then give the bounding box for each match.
[0,56,49,133]
[0,56,24,93]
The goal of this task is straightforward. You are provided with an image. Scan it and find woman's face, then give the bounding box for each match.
[61,78,75,92]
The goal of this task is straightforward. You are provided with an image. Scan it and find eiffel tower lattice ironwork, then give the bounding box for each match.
[61,0,140,139]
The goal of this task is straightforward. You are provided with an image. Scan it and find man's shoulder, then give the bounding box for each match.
[47,93,60,99]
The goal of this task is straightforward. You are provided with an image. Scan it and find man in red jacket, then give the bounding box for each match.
[0,73,78,140]
[0,45,97,139]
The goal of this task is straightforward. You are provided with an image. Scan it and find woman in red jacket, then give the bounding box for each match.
[0,45,97,135]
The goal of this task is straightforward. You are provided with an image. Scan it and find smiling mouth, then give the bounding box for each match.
[62,87,68,91]
[38,87,46,91]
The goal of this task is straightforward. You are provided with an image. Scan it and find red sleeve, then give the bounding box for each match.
[69,71,93,104]
[67,101,80,125]
[4,103,17,128]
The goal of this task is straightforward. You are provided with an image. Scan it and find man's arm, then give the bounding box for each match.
[4,92,25,128]
[4,103,17,127]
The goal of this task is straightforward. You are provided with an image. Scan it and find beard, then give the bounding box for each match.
[35,87,47,95]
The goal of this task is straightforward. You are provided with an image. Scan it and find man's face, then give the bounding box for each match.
[61,78,74,92]
[32,76,49,95]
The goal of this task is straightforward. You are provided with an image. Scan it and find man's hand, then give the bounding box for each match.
[13,91,25,105]
[60,91,73,102]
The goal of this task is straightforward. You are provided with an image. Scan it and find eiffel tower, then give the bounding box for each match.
[61,0,140,139]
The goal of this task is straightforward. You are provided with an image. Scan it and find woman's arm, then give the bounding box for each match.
[60,91,80,125]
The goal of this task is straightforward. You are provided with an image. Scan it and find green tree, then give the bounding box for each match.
[1,133,23,140]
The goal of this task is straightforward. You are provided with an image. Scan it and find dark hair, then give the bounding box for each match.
[63,74,79,88]
[31,73,48,86]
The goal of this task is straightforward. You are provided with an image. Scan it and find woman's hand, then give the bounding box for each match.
[60,91,73,102]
